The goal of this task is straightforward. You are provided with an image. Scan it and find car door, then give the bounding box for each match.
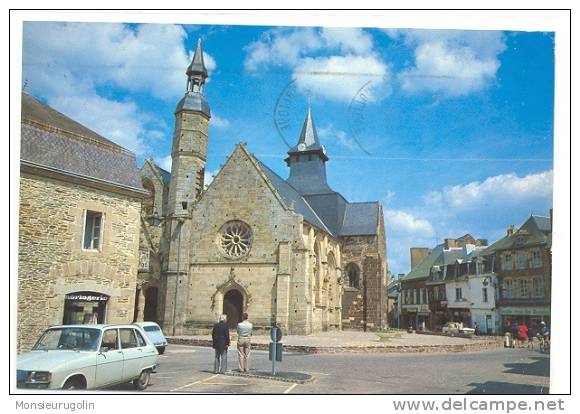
[119,328,143,381]
[95,328,124,388]
[134,328,158,367]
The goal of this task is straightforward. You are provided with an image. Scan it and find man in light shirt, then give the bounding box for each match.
[236,312,253,372]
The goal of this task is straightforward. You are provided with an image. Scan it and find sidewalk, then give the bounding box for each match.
[167,330,502,354]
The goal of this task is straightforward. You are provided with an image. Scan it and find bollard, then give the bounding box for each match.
[269,325,283,376]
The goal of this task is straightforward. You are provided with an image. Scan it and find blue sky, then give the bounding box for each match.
[21,22,554,275]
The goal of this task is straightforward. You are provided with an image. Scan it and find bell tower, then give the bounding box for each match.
[163,38,211,335]
[168,38,211,216]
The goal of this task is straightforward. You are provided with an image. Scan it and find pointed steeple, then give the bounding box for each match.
[187,38,208,79]
[176,37,211,117]
[287,106,328,161]
[285,106,331,194]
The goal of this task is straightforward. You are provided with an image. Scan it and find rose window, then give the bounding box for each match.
[219,221,252,258]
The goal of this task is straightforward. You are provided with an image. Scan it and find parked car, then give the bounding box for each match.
[133,322,168,355]
[17,324,158,390]
[441,322,475,336]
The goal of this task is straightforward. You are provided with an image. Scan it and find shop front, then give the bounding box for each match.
[63,291,109,325]
[499,306,551,333]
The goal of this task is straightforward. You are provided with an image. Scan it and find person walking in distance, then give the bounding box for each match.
[212,314,230,374]
[236,312,253,372]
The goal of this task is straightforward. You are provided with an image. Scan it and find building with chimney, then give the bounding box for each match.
[482,214,552,331]
[399,235,496,332]
[137,39,389,334]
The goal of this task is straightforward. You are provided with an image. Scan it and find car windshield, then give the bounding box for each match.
[143,325,160,332]
[33,327,101,351]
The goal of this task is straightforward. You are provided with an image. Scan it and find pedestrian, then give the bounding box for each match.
[236,312,253,372]
[212,314,230,374]
[527,323,536,349]
[517,321,528,348]
[474,322,480,336]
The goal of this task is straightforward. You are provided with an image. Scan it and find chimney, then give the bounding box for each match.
[444,238,457,249]
[410,248,430,270]
[506,225,516,236]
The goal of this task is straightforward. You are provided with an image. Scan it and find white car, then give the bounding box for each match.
[16,324,158,390]
[133,322,168,355]
[441,322,475,336]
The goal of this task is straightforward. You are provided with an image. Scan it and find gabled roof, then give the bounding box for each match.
[21,93,143,191]
[483,215,551,254]
[251,155,333,235]
[402,244,444,281]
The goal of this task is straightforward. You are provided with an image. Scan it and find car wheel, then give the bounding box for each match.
[133,370,151,390]
[157,346,166,355]
[63,378,85,390]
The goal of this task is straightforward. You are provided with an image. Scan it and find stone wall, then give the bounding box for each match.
[18,173,142,351]
[341,231,388,331]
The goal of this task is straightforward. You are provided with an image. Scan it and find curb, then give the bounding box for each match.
[167,337,502,354]
[223,370,314,384]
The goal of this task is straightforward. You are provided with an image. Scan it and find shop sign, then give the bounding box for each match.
[65,292,109,302]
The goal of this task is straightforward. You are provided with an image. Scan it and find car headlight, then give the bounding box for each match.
[28,371,51,383]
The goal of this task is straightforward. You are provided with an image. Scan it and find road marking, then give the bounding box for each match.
[203,382,248,386]
[283,383,298,394]
[306,371,329,376]
[170,374,219,391]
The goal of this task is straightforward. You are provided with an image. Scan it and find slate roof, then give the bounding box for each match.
[255,158,379,237]
[155,164,171,185]
[287,107,327,160]
[403,244,444,281]
[20,93,143,191]
[256,159,332,234]
[483,215,552,254]
[340,202,380,236]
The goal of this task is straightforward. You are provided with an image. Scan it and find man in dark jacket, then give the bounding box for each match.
[212,314,230,374]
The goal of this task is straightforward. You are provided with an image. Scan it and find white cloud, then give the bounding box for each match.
[384,209,434,236]
[293,55,389,103]
[244,27,390,103]
[154,155,173,172]
[22,22,212,155]
[49,94,151,155]
[389,29,506,97]
[318,124,358,151]
[424,170,553,211]
[211,115,230,130]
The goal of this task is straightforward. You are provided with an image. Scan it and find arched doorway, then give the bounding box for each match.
[144,287,158,322]
[223,290,243,329]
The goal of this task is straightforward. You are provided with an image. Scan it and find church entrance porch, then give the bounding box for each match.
[144,286,159,322]
[223,289,243,329]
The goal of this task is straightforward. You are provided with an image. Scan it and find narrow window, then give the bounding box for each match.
[533,278,543,297]
[505,280,513,298]
[83,211,103,250]
[518,279,528,297]
[517,253,526,270]
[482,287,488,303]
[532,251,542,268]
[503,254,512,270]
[455,288,462,301]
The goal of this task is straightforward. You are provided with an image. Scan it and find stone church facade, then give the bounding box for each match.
[138,40,389,335]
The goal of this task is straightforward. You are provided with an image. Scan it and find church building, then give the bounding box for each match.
[137,39,389,335]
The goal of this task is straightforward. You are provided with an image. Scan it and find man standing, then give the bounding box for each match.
[236,312,253,372]
[212,314,230,374]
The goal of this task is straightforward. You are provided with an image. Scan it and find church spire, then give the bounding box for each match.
[287,106,328,161]
[186,38,208,94]
[285,106,331,194]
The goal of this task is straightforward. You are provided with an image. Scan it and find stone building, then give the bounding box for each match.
[400,235,490,331]
[482,214,552,330]
[18,93,147,351]
[138,39,389,335]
